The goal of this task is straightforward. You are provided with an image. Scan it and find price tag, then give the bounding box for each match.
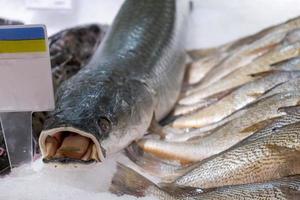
[25,0,73,10]
[0,25,54,168]
[0,25,54,112]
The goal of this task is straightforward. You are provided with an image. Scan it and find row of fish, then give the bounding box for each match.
[109,15,300,199]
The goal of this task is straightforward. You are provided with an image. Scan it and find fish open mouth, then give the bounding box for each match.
[39,127,105,164]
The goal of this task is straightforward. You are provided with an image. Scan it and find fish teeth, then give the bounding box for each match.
[90,144,99,161]
[81,143,92,161]
[44,136,59,159]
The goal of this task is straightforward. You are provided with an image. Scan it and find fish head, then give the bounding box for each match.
[39,77,154,164]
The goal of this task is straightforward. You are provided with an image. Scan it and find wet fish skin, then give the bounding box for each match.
[187,47,218,60]
[40,0,189,162]
[173,87,233,116]
[110,163,300,200]
[186,55,225,85]
[167,75,300,142]
[192,175,300,200]
[139,92,300,162]
[239,105,300,145]
[191,46,269,95]
[173,71,300,128]
[171,121,300,189]
[271,56,300,70]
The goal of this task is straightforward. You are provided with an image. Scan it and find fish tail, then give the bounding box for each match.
[159,183,205,197]
[109,163,156,197]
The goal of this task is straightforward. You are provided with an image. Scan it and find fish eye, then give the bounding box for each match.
[98,117,111,135]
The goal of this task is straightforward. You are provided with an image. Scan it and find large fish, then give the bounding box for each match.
[39,0,189,163]
[137,92,300,163]
[110,163,300,200]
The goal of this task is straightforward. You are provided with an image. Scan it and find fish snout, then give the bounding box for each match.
[39,127,105,164]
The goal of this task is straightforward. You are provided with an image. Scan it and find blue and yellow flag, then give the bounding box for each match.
[0,26,46,54]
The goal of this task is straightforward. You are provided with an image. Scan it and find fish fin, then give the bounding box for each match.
[261,81,286,96]
[241,117,282,133]
[138,139,197,164]
[247,92,264,98]
[150,114,186,139]
[159,113,182,126]
[249,70,275,78]
[125,143,189,183]
[209,87,237,99]
[270,57,294,68]
[159,183,205,197]
[109,163,156,197]
[187,86,238,105]
[246,42,278,56]
[278,105,300,115]
[149,114,166,139]
[187,48,218,60]
[278,99,300,114]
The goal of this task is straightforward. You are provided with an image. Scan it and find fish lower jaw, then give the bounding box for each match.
[39,127,105,164]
